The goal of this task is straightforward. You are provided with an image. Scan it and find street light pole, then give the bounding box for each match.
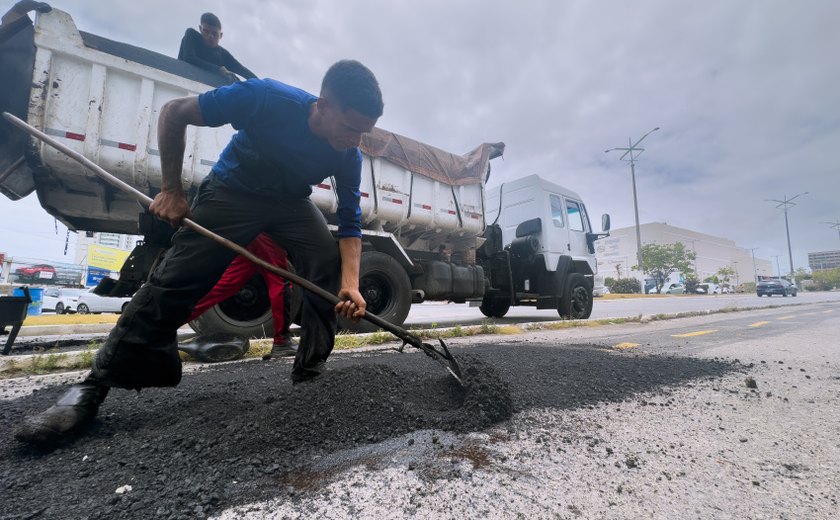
[606,127,660,294]
[765,192,808,281]
[772,255,782,280]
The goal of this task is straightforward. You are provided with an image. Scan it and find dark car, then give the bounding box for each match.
[756,279,797,297]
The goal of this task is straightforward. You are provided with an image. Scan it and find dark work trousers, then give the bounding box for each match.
[86,178,341,390]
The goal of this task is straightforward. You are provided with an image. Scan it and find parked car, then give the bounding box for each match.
[75,289,132,314]
[756,279,797,297]
[42,288,87,313]
[695,283,722,295]
[14,264,56,283]
[661,283,685,294]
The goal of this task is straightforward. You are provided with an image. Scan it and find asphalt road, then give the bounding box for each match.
[1,298,838,519]
[404,291,840,328]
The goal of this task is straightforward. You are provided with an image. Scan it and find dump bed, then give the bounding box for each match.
[0,8,503,244]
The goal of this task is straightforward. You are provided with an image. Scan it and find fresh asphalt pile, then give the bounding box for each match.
[0,342,736,520]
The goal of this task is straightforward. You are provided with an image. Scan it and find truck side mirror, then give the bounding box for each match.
[601,214,611,232]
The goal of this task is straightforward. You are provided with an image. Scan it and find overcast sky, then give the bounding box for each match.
[2,0,838,272]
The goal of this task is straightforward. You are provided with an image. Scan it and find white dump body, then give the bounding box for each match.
[1,8,500,247]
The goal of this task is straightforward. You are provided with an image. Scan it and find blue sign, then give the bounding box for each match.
[86,267,111,287]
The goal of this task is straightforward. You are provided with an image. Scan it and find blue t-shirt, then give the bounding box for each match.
[198,78,362,238]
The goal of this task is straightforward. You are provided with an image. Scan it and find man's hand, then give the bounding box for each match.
[335,287,366,321]
[149,190,191,227]
[219,66,238,82]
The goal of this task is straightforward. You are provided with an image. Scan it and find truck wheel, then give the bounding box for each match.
[189,269,303,339]
[338,251,411,333]
[479,297,511,318]
[558,273,593,319]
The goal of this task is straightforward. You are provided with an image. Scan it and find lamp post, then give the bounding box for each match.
[765,192,807,281]
[772,255,782,280]
[606,127,660,294]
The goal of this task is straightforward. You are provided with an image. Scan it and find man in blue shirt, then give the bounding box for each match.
[16,60,384,445]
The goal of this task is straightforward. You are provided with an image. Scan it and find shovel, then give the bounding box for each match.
[3,112,464,384]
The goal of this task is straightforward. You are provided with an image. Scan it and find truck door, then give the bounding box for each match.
[564,198,590,257]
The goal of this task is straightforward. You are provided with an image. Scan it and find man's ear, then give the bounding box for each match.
[315,96,330,113]
[219,31,223,40]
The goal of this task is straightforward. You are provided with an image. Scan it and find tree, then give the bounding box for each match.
[794,267,811,284]
[635,242,696,293]
[716,266,736,290]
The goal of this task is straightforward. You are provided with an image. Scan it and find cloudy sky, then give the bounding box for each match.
[2,0,838,272]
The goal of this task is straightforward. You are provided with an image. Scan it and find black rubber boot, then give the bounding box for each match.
[269,333,299,358]
[15,382,110,445]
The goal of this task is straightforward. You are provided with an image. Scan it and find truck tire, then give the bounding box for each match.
[479,297,511,318]
[558,273,593,320]
[338,251,412,333]
[189,269,303,339]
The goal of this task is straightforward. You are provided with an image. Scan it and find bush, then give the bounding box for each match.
[684,277,699,294]
[604,277,617,289]
[610,278,641,294]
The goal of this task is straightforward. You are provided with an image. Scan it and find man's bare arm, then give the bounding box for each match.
[151,96,205,226]
[335,237,365,320]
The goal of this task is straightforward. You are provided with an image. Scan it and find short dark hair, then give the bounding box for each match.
[321,60,384,119]
[200,12,221,28]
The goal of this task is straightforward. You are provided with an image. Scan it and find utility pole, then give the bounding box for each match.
[772,255,782,280]
[605,127,660,294]
[688,239,699,276]
[825,220,840,241]
[748,247,758,283]
[765,192,808,281]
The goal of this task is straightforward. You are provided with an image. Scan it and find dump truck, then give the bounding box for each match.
[0,7,609,336]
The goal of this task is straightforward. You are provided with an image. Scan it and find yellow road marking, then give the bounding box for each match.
[671,330,718,338]
[776,316,794,320]
[749,321,770,328]
[614,342,640,350]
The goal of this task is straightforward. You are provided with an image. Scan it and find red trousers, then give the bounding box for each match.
[188,234,290,343]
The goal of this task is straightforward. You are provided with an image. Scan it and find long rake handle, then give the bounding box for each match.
[2,112,418,342]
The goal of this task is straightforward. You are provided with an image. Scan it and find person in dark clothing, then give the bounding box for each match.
[0,0,49,28]
[177,12,256,82]
[15,60,384,445]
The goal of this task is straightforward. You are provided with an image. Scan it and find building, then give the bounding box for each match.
[596,222,774,285]
[808,250,840,271]
[74,232,139,265]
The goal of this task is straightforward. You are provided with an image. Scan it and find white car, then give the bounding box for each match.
[650,283,686,294]
[75,289,132,314]
[695,283,722,295]
[42,287,87,314]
